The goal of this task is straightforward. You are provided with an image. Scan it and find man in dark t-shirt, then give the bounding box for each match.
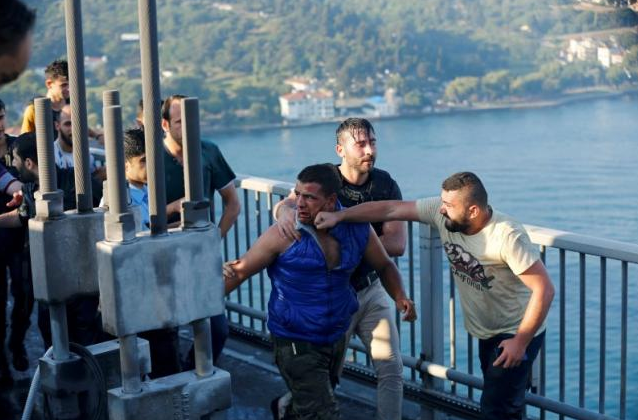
[146,95,240,377]
[273,118,415,420]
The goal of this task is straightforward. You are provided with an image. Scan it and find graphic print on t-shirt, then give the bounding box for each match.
[444,242,494,291]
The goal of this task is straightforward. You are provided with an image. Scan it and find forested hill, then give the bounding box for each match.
[2,0,637,128]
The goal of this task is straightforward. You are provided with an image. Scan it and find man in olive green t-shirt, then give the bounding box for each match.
[315,171,555,420]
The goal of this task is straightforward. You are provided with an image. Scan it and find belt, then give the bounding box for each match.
[351,272,379,292]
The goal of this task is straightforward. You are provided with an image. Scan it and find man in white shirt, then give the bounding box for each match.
[315,171,555,420]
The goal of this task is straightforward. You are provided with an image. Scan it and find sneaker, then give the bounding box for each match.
[10,343,28,372]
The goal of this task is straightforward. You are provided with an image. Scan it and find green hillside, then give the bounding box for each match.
[1,0,637,129]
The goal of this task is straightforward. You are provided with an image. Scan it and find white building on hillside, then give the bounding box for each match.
[598,46,624,68]
[279,90,334,122]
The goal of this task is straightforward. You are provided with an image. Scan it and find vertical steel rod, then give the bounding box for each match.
[103,90,120,108]
[559,249,565,418]
[103,105,127,215]
[192,318,214,377]
[120,334,142,393]
[579,253,586,408]
[138,0,166,235]
[599,256,606,414]
[34,98,57,193]
[620,261,627,419]
[181,97,204,202]
[449,267,456,395]
[64,0,92,212]
[50,303,70,360]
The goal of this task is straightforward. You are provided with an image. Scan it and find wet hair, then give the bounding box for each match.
[45,59,68,81]
[296,163,342,197]
[0,0,36,57]
[336,117,375,144]
[441,172,488,208]
[161,94,187,123]
[123,128,145,161]
[14,132,37,164]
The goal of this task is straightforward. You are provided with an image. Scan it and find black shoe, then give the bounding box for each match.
[10,343,28,372]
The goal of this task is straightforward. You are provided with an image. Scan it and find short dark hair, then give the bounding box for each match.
[123,128,145,161]
[45,59,68,81]
[15,132,37,164]
[297,163,341,197]
[441,172,488,208]
[161,94,186,122]
[0,0,35,56]
[336,117,375,144]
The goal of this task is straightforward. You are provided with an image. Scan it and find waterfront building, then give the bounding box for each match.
[279,90,335,122]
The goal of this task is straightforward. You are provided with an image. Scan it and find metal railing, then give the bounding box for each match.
[217,174,635,420]
[89,147,634,420]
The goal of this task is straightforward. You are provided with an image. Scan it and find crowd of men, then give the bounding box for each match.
[1,1,554,419]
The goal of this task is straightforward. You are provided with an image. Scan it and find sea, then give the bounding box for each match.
[212,94,638,419]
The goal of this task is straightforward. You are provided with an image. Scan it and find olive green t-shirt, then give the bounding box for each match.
[416,197,542,339]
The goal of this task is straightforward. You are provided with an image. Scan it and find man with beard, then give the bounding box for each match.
[314,171,555,420]
[159,94,240,375]
[273,118,413,420]
[0,0,35,87]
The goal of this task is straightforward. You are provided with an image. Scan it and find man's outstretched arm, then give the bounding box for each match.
[315,200,420,230]
[223,224,289,294]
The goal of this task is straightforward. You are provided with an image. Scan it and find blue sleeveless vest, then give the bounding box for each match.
[267,217,370,345]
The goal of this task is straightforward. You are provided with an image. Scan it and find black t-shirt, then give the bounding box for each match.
[334,164,403,280]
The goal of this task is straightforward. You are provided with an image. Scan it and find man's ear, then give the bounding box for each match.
[25,157,36,171]
[45,78,53,90]
[327,193,337,209]
[468,204,480,220]
[161,118,169,133]
[335,142,345,158]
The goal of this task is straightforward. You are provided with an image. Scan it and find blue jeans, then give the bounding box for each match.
[478,331,545,420]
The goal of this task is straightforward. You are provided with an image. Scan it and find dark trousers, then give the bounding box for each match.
[139,327,182,379]
[183,314,229,370]
[273,335,347,420]
[38,296,103,349]
[478,331,545,420]
[0,250,34,350]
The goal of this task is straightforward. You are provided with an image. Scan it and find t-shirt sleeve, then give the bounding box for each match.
[500,229,540,275]
[21,104,35,134]
[388,178,402,200]
[415,197,441,225]
[205,142,236,191]
[0,164,17,194]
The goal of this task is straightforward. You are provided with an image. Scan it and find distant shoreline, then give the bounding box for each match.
[202,86,638,137]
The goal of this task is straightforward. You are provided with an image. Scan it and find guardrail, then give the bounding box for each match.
[90,147,633,420]
[219,174,634,420]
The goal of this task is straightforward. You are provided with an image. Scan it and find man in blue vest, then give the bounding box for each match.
[224,163,416,420]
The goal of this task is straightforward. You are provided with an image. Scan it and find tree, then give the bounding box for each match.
[444,77,479,102]
[481,70,510,100]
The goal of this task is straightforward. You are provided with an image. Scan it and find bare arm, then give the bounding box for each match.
[217,182,241,238]
[273,191,300,241]
[494,260,555,368]
[363,227,416,321]
[0,209,22,228]
[380,220,406,257]
[315,200,420,230]
[223,225,289,294]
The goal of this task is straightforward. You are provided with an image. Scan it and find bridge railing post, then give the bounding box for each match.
[419,223,445,420]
